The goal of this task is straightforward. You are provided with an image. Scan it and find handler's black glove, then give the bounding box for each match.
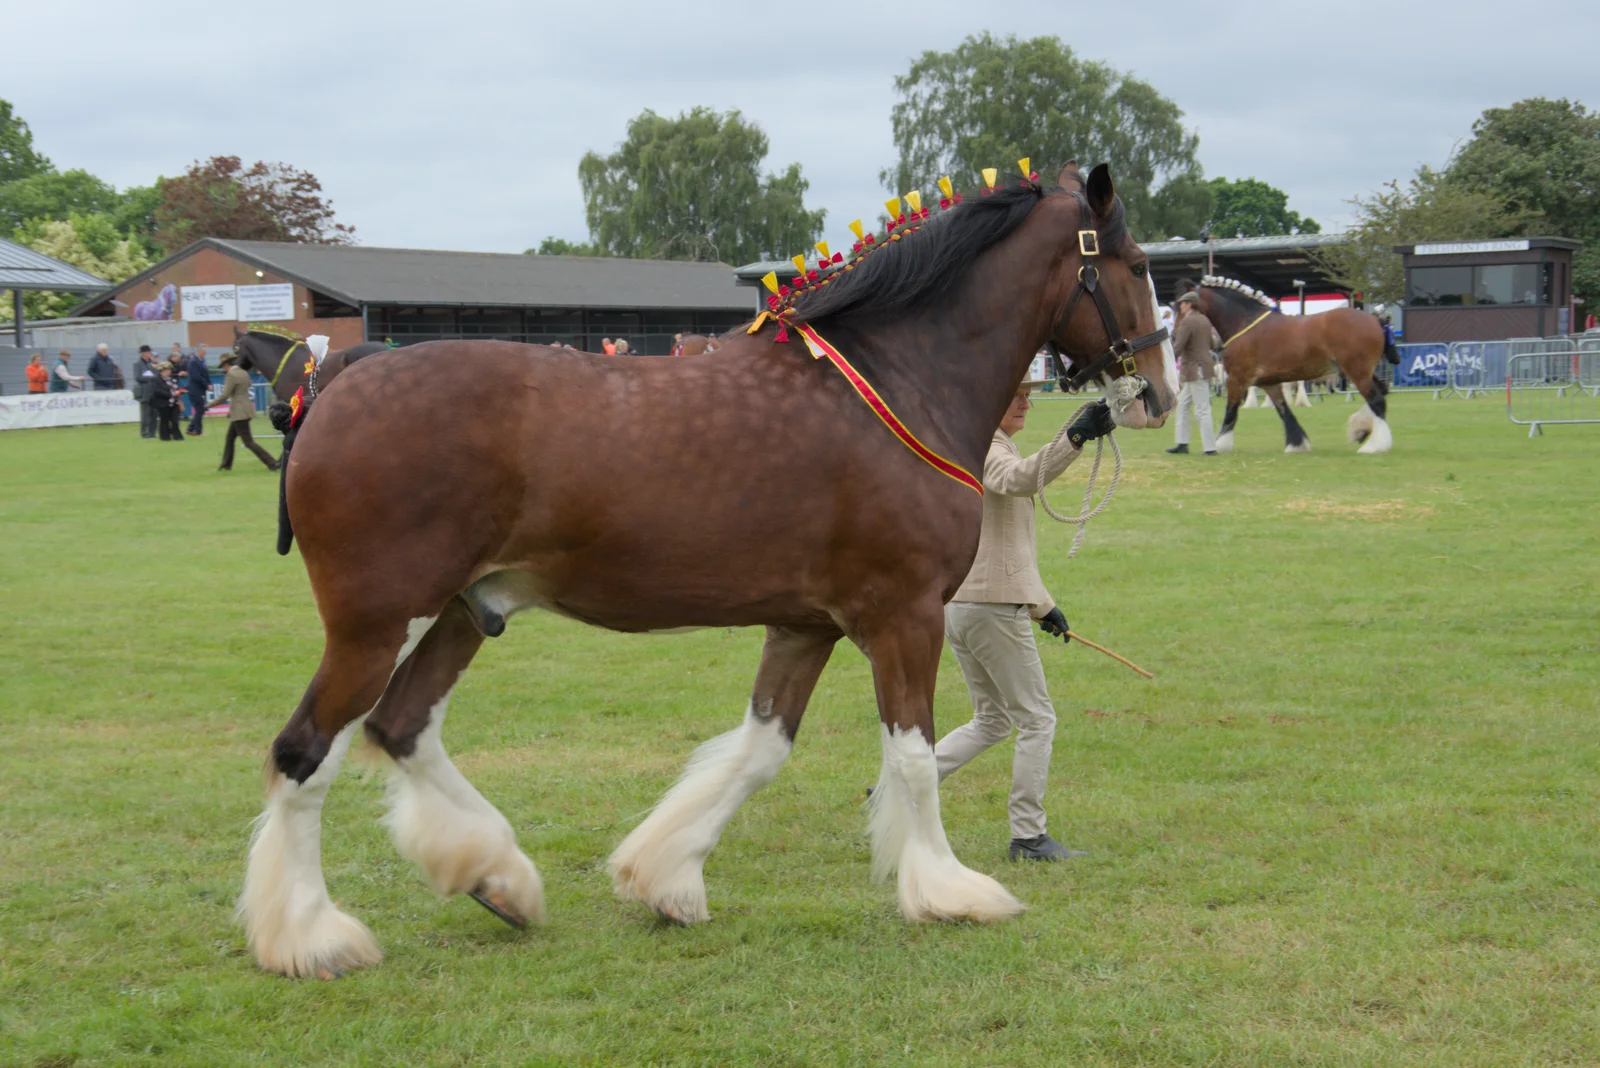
[1038,607,1071,643]
[1066,400,1115,449]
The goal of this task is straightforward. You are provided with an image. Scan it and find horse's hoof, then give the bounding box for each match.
[653,903,694,927]
[470,887,528,929]
[316,965,345,981]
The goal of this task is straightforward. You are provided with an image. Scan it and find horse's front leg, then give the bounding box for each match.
[1215,372,1249,454]
[610,625,838,924]
[858,599,1025,923]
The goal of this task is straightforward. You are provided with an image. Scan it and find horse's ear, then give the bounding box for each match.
[1087,163,1115,219]
[233,324,247,338]
[1056,160,1082,190]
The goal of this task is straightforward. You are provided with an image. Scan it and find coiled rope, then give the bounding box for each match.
[1035,376,1145,558]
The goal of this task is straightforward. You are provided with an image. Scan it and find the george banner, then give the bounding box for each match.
[0,389,139,430]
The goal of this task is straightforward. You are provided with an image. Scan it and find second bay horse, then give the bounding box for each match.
[240,163,1178,978]
[1180,277,1400,454]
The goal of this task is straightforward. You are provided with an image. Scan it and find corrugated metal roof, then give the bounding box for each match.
[203,239,754,310]
[0,237,111,291]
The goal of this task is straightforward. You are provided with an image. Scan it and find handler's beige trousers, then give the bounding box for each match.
[1172,378,1217,452]
[936,601,1057,840]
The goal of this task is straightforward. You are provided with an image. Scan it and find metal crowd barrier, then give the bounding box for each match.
[1505,349,1600,436]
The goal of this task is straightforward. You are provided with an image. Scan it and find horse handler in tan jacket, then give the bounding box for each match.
[937,383,1114,861]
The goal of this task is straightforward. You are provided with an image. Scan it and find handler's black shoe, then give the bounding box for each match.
[1009,834,1087,862]
[1166,443,1189,454]
[1204,450,1218,455]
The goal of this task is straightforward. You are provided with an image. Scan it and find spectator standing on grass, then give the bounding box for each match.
[209,354,278,472]
[1166,292,1218,456]
[133,346,159,438]
[601,337,616,355]
[88,344,120,390]
[26,353,48,393]
[184,344,211,436]
[149,364,183,441]
[49,351,84,392]
[933,380,1116,862]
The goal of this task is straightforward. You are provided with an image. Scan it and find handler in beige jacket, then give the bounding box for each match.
[937,385,1114,861]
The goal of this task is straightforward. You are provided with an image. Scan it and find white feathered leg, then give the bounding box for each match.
[610,706,792,924]
[869,726,1025,923]
[240,720,381,978]
[1357,415,1393,453]
[383,688,544,927]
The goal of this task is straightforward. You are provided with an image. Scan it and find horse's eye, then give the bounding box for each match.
[1131,263,1148,279]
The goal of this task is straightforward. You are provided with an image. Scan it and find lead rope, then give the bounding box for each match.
[1035,376,1143,558]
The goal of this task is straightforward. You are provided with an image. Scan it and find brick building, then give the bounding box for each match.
[71,239,755,354]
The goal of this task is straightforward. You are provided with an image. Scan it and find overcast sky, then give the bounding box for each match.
[9,1,1597,256]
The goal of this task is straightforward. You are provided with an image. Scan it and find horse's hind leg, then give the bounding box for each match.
[241,617,435,978]
[364,597,544,929]
[1347,374,1393,454]
[1266,384,1312,452]
[862,600,1024,923]
[610,625,837,924]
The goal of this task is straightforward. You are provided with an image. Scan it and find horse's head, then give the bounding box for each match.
[1046,162,1178,429]
[232,324,304,401]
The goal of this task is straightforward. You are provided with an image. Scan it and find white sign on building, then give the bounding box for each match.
[237,283,296,321]
[1414,239,1530,256]
[181,284,237,322]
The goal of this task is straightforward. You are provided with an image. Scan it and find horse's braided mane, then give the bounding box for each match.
[245,323,302,342]
[1198,275,1277,310]
[787,180,1047,327]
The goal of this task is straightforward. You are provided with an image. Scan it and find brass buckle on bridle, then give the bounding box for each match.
[1078,230,1099,257]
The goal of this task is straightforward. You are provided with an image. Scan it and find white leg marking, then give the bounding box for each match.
[395,615,438,671]
[609,705,791,924]
[240,719,381,978]
[869,726,1025,923]
[1215,429,1235,453]
[1358,415,1393,454]
[1346,403,1375,444]
[383,687,544,925]
[1284,441,1312,453]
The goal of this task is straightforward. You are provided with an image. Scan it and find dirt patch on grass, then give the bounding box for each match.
[1280,498,1435,520]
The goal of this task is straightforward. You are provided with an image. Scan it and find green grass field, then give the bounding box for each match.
[2,395,1597,1067]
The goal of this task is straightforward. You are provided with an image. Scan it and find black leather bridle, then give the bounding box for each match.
[1044,195,1170,397]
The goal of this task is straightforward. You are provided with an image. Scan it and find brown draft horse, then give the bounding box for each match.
[239,163,1178,978]
[1179,277,1400,454]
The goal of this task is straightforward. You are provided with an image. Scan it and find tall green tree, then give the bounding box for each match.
[577,108,824,263]
[1316,166,1525,304]
[1444,97,1600,306]
[1207,177,1319,237]
[0,99,51,185]
[881,33,1204,240]
[0,169,121,234]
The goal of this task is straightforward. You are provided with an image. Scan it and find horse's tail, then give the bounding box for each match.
[269,402,297,555]
[1379,318,1401,365]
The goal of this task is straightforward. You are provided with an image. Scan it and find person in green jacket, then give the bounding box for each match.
[208,354,278,471]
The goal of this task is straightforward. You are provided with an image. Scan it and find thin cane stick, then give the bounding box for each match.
[1063,630,1155,679]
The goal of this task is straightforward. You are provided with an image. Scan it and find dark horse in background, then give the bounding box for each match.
[239,163,1178,979]
[231,326,390,554]
[1179,277,1400,454]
